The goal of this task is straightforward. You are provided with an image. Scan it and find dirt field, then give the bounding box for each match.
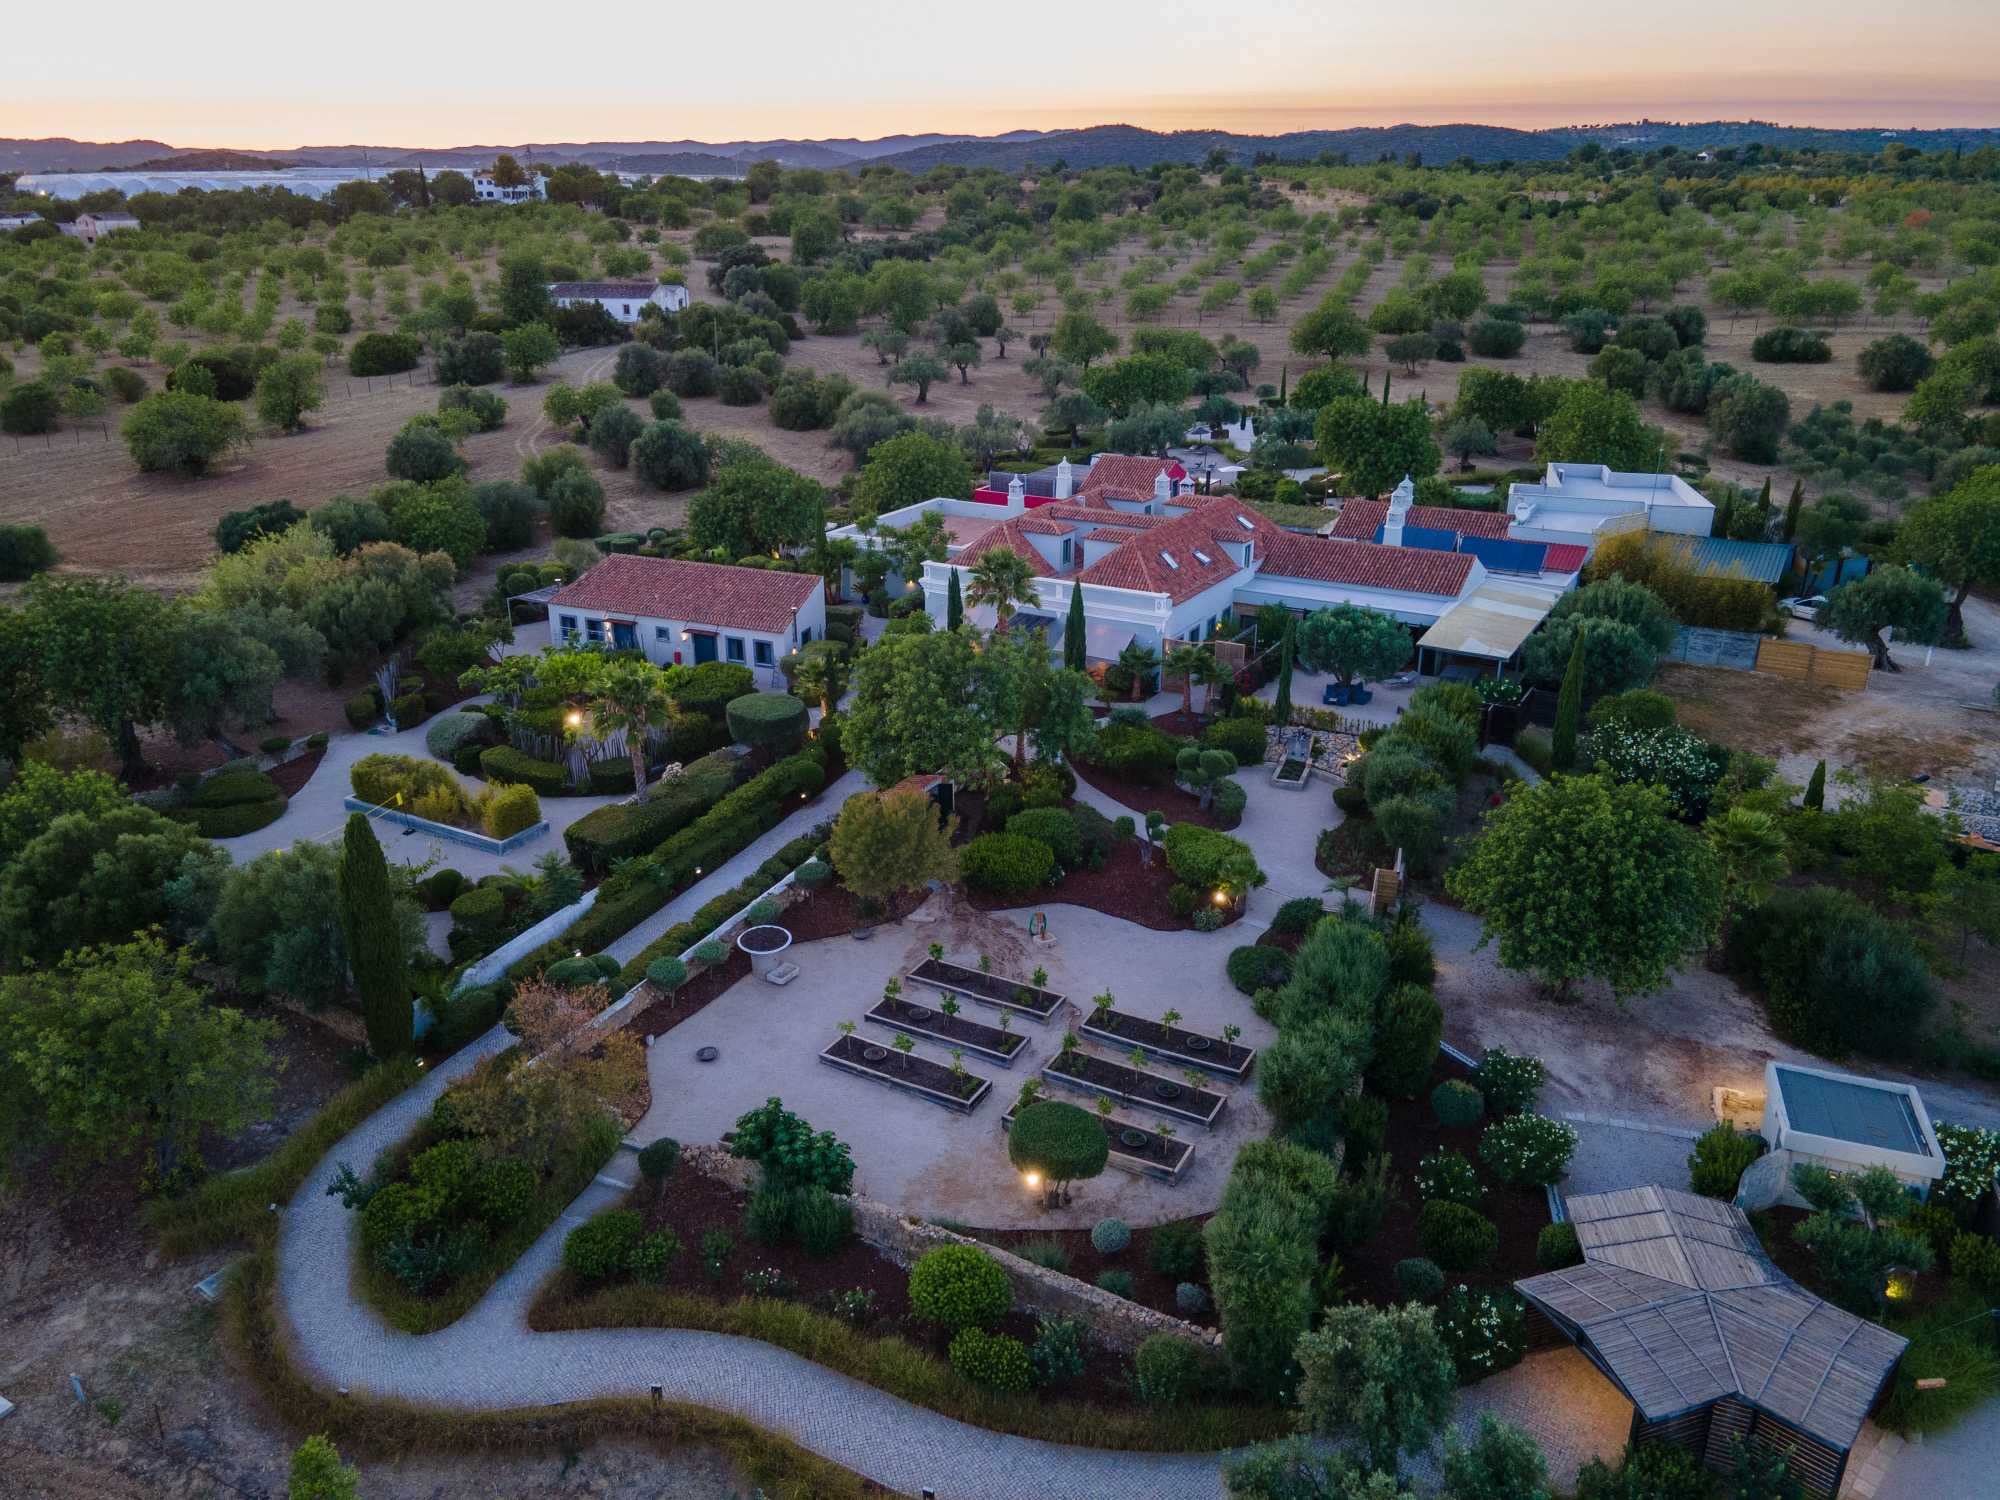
[0,211,1954,592]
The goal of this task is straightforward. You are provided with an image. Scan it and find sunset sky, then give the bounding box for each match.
[8,0,1997,147]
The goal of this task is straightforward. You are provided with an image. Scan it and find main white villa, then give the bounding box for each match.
[830,456,1611,677]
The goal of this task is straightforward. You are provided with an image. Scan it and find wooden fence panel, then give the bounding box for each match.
[1755,639,1816,682]
[1807,647,1873,690]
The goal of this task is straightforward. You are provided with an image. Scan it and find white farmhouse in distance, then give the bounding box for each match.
[59,212,141,246]
[472,171,546,202]
[548,280,690,323]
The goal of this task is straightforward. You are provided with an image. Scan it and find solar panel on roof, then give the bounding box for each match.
[1459,536,1552,574]
[1392,525,1460,552]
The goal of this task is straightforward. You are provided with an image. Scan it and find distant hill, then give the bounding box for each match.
[126,149,309,171]
[0,137,177,172]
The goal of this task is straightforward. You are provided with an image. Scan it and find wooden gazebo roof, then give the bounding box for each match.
[1517,1186,1907,1452]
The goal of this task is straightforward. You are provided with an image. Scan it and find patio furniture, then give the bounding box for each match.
[1322,682,1350,706]
[1349,685,1373,705]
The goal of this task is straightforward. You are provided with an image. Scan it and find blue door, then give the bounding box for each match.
[691,633,718,664]
[611,622,637,651]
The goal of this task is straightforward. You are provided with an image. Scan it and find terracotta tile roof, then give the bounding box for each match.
[1043,503,1170,529]
[1014,513,1081,535]
[1331,500,1513,541]
[1259,533,1475,597]
[1075,498,1286,603]
[959,517,1058,577]
[1075,455,1188,504]
[1084,526,1143,542]
[550,556,819,633]
[549,281,664,300]
[1543,543,1590,573]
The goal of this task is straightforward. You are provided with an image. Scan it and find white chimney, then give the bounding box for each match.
[1152,469,1171,507]
[1055,458,1074,500]
[1383,475,1415,548]
[1006,475,1026,512]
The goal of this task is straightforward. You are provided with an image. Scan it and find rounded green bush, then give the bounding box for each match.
[909,1244,1013,1329]
[1537,1221,1584,1271]
[947,1326,1031,1392]
[563,1209,643,1278]
[1417,1199,1498,1273]
[646,957,689,992]
[1479,1114,1579,1188]
[1132,1333,1204,1407]
[637,1138,681,1182]
[1091,1217,1132,1254]
[693,938,728,965]
[1005,806,1082,870]
[543,956,601,988]
[1008,1100,1109,1189]
[1226,944,1291,996]
[959,832,1055,898]
[1688,1123,1763,1200]
[1175,1281,1208,1314]
[627,1229,681,1280]
[1393,1256,1446,1301]
[475,1157,535,1224]
[190,769,280,808]
[1270,897,1325,935]
[726,692,810,755]
[1432,1078,1486,1127]
[449,885,507,932]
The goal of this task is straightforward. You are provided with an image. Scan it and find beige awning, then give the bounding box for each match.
[1416,580,1558,661]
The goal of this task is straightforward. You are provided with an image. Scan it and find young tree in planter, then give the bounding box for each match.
[589,659,673,800]
[1446,773,1724,1004]
[1814,565,1947,671]
[828,786,959,916]
[338,812,412,1057]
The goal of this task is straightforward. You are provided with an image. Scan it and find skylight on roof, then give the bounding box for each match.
[1192,549,1213,565]
[1234,515,1255,530]
[1159,550,1179,570]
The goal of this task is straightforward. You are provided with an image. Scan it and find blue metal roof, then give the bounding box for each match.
[1680,538,1796,585]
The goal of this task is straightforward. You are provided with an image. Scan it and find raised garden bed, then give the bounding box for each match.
[1079,1009,1256,1082]
[1271,757,1312,788]
[1003,1107,1196,1185]
[1042,1050,1227,1129]
[906,956,1065,1024]
[867,996,1027,1067]
[819,1031,991,1114]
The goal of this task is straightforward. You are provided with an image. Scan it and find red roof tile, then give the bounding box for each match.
[1543,543,1590,573]
[1044,503,1170,529]
[1259,534,1475,597]
[1075,455,1188,504]
[1075,498,1288,603]
[550,556,819,634]
[1331,500,1512,541]
[959,517,1058,577]
[1014,513,1081,535]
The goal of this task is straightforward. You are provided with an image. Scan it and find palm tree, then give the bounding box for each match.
[1116,641,1159,702]
[589,660,673,802]
[966,546,1038,634]
[1187,648,1230,721]
[1710,806,1788,957]
[791,655,844,715]
[1161,644,1206,720]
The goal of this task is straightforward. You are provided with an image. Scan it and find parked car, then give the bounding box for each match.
[1777,595,1827,621]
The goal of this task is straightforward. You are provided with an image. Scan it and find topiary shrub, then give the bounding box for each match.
[345,692,381,729]
[638,1138,680,1182]
[1688,1124,1763,1200]
[1393,1257,1446,1301]
[909,1244,1012,1329]
[1537,1221,1583,1271]
[1148,1220,1205,1281]
[563,1209,643,1279]
[948,1327,1031,1392]
[1432,1079,1486,1127]
[959,832,1055,897]
[1270,896,1324,935]
[479,781,541,840]
[1227,944,1291,996]
[1479,1115,1579,1187]
[1417,1199,1498,1273]
[480,746,568,796]
[726,692,809,755]
[1096,1269,1135,1299]
[1176,1282,1209,1314]
[449,884,507,933]
[1132,1333,1205,1406]
[1005,806,1081,871]
[674,660,757,719]
[1008,1099,1109,1194]
[1091,1217,1132,1254]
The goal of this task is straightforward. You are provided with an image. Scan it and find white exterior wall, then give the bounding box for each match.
[552,284,689,324]
[547,591,825,690]
[1164,573,1249,643]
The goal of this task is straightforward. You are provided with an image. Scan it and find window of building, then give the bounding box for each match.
[655,625,670,641]
[585,618,606,643]
[558,614,577,635]
[753,641,773,666]
[800,625,813,645]
[1061,538,1073,566]
[725,637,746,663]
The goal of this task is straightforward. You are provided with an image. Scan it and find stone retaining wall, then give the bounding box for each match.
[681,1145,1217,1355]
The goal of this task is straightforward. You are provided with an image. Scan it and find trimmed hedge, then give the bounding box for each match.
[908,1245,1012,1329]
[192,769,282,808]
[726,692,809,755]
[674,661,756,720]
[616,835,822,990]
[587,758,637,795]
[1162,823,1253,890]
[959,832,1055,898]
[564,749,745,872]
[184,796,289,838]
[1005,807,1081,871]
[480,746,568,796]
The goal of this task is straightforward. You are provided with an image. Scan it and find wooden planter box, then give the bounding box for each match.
[867,996,1027,1068]
[1079,1009,1256,1082]
[906,957,1065,1024]
[1041,1050,1227,1128]
[1003,1108,1196,1185]
[819,1032,991,1114]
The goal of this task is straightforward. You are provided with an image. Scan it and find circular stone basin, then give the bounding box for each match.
[1154,1081,1183,1099]
[1120,1128,1150,1149]
[862,1046,890,1062]
[737,924,793,977]
[906,1006,932,1021]
[695,1045,719,1063]
[1182,1035,1212,1051]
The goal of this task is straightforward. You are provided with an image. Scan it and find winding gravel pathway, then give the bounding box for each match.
[276,1029,1233,1500]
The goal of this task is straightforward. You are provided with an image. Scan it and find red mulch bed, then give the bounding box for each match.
[1341,1053,1551,1307]
[974,1219,1216,1329]
[575,1167,1156,1407]
[1069,757,1223,830]
[266,747,327,798]
[962,834,1224,933]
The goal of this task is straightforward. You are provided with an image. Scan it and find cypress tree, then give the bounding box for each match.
[1551,629,1586,771]
[1803,758,1826,812]
[1382,369,1392,405]
[1063,582,1087,672]
[338,812,412,1058]
[1272,617,1295,728]
[946,568,963,632]
[1756,475,1772,530]
[1781,478,1804,543]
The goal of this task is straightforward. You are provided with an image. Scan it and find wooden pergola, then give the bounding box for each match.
[1517,1186,1907,1498]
